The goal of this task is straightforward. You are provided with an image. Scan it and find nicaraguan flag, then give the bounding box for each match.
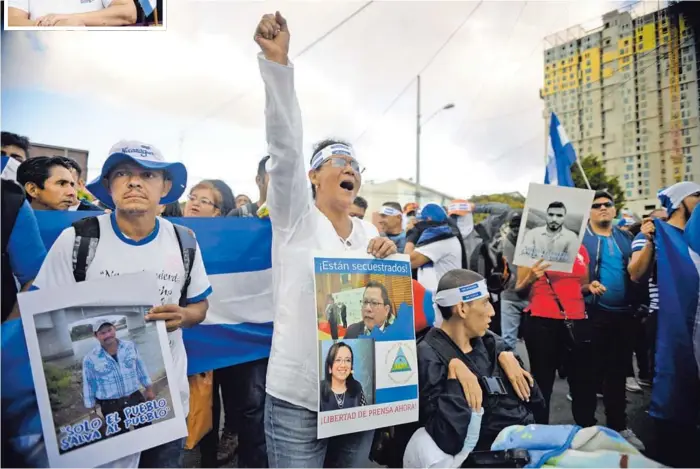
[138,0,156,17]
[544,112,576,187]
[686,209,700,380]
[32,211,275,375]
[652,218,700,423]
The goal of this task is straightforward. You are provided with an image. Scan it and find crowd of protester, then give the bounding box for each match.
[1,11,699,469]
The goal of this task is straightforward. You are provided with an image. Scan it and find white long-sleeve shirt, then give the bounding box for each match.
[259,54,379,412]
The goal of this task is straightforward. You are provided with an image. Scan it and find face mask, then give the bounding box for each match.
[1,155,20,182]
[455,213,474,238]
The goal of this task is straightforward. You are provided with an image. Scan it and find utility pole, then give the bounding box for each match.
[415,74,421,204]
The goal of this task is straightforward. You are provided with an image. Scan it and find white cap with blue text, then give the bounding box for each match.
[86,140,188,209]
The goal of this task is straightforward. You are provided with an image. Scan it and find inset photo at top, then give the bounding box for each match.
[5,0,164,28]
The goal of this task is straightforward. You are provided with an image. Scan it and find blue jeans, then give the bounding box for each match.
[139,436,185,468]
[264,394,373,468]
[500,298,527,350]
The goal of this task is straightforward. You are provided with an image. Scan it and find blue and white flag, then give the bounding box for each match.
[33,211,275,375]
[652,218,700,423]
[686,209,700,380]
[544,112,576,187]
[138,0,156,17]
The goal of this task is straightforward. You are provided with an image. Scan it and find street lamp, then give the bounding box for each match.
[415,74,455,204]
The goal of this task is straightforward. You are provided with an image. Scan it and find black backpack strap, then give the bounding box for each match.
[172,223,197,307]
[1,180,25,254]
[71,217,101,283]
[1,180,27,321]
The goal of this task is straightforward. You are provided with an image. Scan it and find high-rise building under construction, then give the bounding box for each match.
[541,2,698,214]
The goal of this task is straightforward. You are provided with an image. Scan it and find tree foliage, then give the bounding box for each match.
[572,155,626,211]
[469,192,525,223]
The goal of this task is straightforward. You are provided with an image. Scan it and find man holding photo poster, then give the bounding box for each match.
[253,12,397,467]
[83,319,155,438]
[31,141,212,467]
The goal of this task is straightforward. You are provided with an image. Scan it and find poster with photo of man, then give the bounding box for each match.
[17,273,187,468]
[313,252,418,438]
[514,183,595,273]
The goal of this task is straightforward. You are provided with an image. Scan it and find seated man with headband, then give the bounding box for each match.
[416,269,546,455]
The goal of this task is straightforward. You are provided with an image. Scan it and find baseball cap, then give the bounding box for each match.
[418,203,448,222]
[86,140,188,209]
[92,318,114,332]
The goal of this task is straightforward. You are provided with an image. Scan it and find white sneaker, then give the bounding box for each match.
[619,428,645,451]
[626,377,643,393]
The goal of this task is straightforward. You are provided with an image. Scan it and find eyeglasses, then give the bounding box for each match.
[322,157,364,175]
[361,299,385,308]
[334,358,352,365]
[187,194,218,208]
[591,202,614,209]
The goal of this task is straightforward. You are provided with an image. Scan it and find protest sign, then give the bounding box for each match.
[513,182,595,273]
[17,272,187,468]
[313,252,418,438]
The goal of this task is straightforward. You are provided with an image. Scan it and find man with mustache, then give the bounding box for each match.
[17,156,78,212]
[83,319,155,439]
[521,201,578,264]
[344,281,393,339]
[32,140,212,467]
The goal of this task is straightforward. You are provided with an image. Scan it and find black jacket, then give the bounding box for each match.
[319,378,366,412]
[344,321,364,339]
[417,328,546,454]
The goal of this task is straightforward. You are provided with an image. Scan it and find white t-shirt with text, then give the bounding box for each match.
[8,0,112,19]
[33,213,211,420]
[415,237,463,289]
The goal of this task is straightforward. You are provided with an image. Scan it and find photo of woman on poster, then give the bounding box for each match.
[319,342,367,412]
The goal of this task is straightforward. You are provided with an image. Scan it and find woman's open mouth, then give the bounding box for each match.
[340,180,355,192]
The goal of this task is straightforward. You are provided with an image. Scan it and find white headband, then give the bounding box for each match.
[448,202,471,213]
[380,206,401,216]
[310,143,355,170]
[434,280,489,307]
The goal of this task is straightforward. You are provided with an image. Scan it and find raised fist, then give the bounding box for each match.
[254,11,290,65]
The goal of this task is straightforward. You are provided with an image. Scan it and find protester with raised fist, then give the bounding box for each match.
[254,11,396,467]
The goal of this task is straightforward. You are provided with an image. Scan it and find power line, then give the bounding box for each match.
[454,1,533,143]
[181,1,375,137]
[353,1,484,146]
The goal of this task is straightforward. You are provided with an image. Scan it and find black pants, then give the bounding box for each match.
[329,317,339,340]
[524,316,596,427]
[590,308,634,431]
[97,390,148,439]
[645,311,658,381]
[209,358,269,468]
[626,314,651,381]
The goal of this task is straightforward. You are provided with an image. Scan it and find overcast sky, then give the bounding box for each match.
[1,0,661,200]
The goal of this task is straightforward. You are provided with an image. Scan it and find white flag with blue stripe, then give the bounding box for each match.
[33,211,274,374]
[544,112,577,187]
